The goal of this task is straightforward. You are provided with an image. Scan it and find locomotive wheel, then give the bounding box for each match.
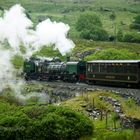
[25,77,29,81]
[71,74,78,83]
[37,75,41,80]
[86,80,94,85]
[24,75,30,81]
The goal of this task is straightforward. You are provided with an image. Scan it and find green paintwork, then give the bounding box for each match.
[66,63,78,74]
[23,61,36,74]
[66,61,86,75]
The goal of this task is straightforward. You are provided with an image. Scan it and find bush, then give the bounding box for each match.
[76,13,108,41]
[84,48,139,61]
[130,15,140,31]
[123,32,140,43]
[117,30,123,42]
[0,104,93,140]
[80,26,108,41]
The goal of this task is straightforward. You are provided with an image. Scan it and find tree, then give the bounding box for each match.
[112,113,119,131]
[130,15,140,31]
[76,13,108,41]
[109,12,117,42]
[117,29,123,42]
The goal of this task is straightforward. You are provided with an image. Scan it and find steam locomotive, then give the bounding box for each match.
[23,57,140,87]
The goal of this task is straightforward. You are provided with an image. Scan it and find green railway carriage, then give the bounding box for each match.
[64,61,86,82]
[86,60,140,86]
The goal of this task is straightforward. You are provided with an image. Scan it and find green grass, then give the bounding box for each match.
[61,90,140,140]
[61,90,140,119]
[0,0,139,37]
[72,39,140,59]
[0,0,139,66]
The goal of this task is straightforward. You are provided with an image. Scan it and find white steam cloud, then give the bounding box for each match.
[0,49,15,92]
[0,4,74,100]
[33,19,74,55]
[0,5,33,54]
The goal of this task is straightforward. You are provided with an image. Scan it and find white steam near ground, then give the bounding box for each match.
[0,4,75,103]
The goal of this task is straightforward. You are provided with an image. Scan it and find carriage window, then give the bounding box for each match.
[87,64,91,72]
[139,63,140,68]
[100,63,107,73]
[94,64,99,72]
[90,64,93,72]
[126,64,137,73]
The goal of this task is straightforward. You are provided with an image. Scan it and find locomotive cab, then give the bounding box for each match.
[23,59,39,80]
[64,61,86,82]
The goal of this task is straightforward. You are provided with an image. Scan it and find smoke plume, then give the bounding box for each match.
[0,4,74,100]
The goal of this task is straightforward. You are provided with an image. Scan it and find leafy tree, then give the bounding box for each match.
[110,12,117,42]
[117,29,123,42]
[112,113,119,131]
[76,13,108,41]
[76,13,102,31]
[80,26,108,41]
[130,15,140,31]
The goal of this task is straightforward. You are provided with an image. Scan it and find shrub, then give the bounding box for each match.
[123,32,140,43]
[130,15,140,31]
[117,30,123,42]
[80,26,108,41]
[84,48,139,61]
[76,13,108,41]
[0,104,93,140]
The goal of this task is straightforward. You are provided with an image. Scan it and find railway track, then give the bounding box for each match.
[30,80,140,104]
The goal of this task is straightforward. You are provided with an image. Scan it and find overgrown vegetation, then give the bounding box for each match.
[0,99,93,140]
[0,0,140,139]
[76,13,108,41]
[62,91,140,140]
[0,0,139,67]
[0,0,140,40]
[84,48,140,60]
[130,14,140,31]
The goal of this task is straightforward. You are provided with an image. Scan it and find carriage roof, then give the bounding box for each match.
[87,60,140,63]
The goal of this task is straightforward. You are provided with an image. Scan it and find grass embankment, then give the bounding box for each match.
[0,100,93,139]
[61,90,140,140]
[61,90,140,119]
[0,80,140,140]
[73,39,140,55]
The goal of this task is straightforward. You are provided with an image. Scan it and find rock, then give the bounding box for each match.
[114,102,121,106]
[81,104,87,108]
[86,108,92,112]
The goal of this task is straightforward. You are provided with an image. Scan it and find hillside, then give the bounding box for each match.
[0,1,140,140]
[0,0,140,63]
[0,0,140,38]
